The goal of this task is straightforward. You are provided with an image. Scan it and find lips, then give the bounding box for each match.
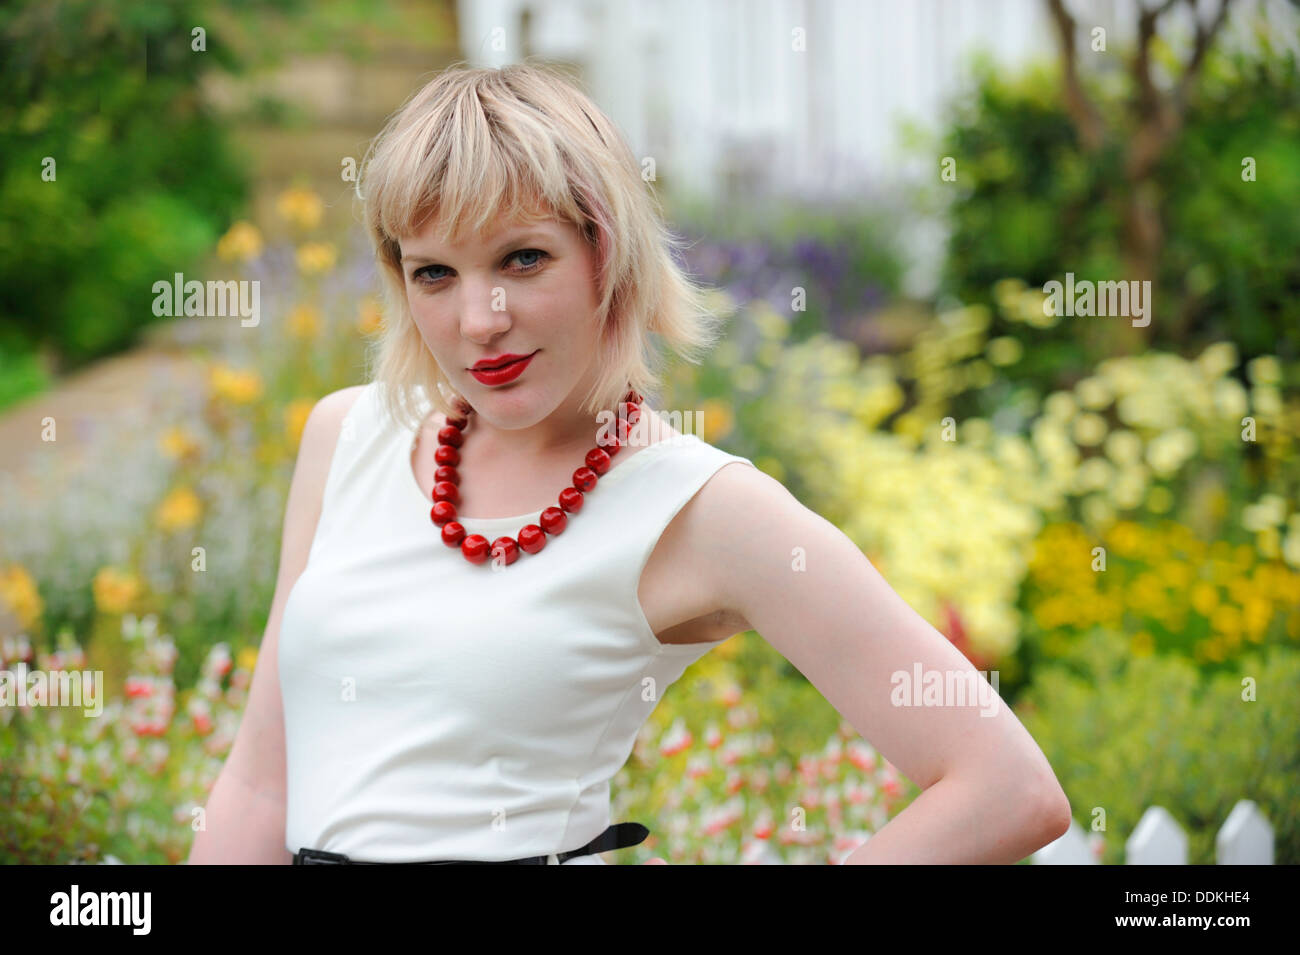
[471,352,534,371]
[468,350,537,386]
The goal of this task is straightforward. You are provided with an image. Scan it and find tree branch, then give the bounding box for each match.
[1044,0,1106,152]
[1173,0,1234,111]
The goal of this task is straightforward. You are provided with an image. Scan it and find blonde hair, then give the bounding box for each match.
[354,60,732,432]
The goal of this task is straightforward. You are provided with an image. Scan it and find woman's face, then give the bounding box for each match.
[397,212,605,442]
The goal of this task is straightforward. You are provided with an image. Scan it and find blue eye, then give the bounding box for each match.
[412,250,548,286]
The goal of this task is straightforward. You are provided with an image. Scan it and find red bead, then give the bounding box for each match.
[437,425,464,447]
[558,487,584,513]
[461,535,490,563]
[441,522,466,547]
[540,506,567,534]
[435,444,460,467]
[572,466,598,492]
[435,465,460,485]
[446,414,468,430]
[431,500,457,525]
[433,481,459,504]
[621,402,641,425]
[615,417,631,443]
[518,524,546,554]
[597,427,621,453]
[490,537,519,565]
[585,447,612,475]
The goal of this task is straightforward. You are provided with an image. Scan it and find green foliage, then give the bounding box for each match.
[1016,628,1300,863]
[0,0,312,400]
[936,45,1300,378]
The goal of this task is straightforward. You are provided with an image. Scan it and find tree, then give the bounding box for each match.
[1044,0,1238,352]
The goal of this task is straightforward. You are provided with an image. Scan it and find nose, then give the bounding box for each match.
[457,278,512,344]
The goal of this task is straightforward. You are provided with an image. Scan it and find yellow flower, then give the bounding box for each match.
[276,186,324,230]
[1242,596,1273,637]
[93,567,141,615]
[1191,580,1219,616]
[1234,543,1255,570]
[992,278,1027,312]
[216,221,263,262]
[209,364,264,405]
[284,399,315,448]
[296,242,337,275]
[1256,527,1281,560]
[156,487,202,532]
[159,426,201,462]
[1246,355,1281,386]
[1130,630,1155,656]
[1072,412,1108,447]
[985,336,1022,366]
[288,304,322,340]
[1161,560,1191,589]
[1107,521,1144,558]
[1210,604,1242,638]
[0,564,44,632]
[698,399,735,444]
[357,298,384,336]
[236,646,259,673]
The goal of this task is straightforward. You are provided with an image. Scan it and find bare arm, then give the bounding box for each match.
[186,385,365,864]
[695,464,1072,864]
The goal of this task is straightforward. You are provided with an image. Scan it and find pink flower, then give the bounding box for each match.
[658,718,692,758]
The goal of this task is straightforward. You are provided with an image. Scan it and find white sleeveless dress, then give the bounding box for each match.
[278,382,756,863]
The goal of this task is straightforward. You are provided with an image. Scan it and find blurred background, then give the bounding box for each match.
[0,0,1296,864]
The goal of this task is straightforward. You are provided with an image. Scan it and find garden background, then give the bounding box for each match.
[1,0,1297,864]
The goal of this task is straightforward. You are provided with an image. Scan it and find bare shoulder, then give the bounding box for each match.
[291,386,369,505]
[676,456,803,612]
[308,384,368,431]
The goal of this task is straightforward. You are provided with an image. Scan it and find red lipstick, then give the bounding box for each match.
[468,350,537,386]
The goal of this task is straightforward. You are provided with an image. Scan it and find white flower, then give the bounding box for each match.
[1242,494,1288,532]
[1104,429,1143,465]
[1196,342,1238,379]
[1212,379,1248,419]
[1246,355,1281,386]
[1075,376,1112,410]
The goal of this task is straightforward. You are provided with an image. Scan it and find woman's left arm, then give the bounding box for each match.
[694,463,1073,864]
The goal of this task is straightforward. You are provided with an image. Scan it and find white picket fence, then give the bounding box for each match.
[1033,800,1274,864]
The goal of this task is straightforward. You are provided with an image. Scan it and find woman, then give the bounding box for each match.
[188,62,1070,865]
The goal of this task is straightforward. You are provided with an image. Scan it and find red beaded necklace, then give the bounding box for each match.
[427,389,644,566]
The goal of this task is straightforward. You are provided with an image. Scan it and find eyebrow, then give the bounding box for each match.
[399,230,555,266]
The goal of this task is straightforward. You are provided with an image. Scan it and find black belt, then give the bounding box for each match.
[293,821,649,865]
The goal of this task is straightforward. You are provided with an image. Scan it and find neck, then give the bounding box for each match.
[464,397,626,460]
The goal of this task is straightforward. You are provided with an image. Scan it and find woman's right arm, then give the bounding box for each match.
[186,385,365,864]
